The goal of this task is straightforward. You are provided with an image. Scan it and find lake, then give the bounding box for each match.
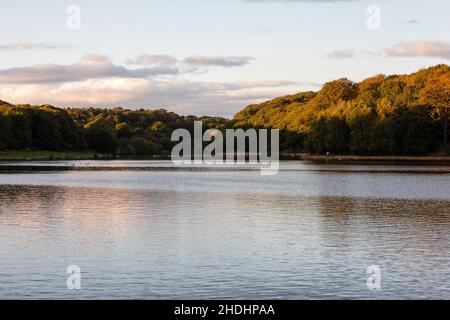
[0,160,449,299]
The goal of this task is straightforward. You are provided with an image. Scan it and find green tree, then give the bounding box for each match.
[85,127,118,154]
[0,113,12,150]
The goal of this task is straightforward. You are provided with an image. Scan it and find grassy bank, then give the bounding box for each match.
[0,150,112,161]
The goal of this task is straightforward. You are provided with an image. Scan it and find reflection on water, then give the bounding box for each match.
[0,162,449,299]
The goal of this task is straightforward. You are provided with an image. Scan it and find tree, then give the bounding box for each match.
[85,127,118,154]
[0,114,11,150]
[150,121,171,134]
[311,78,358,109]
[7,108,32,149]
[1,64,449,156]
[116,122,132,138]
[419,75,450,146]
[324,117,350,154]
[30,109,63,150]
[128,136,160,155]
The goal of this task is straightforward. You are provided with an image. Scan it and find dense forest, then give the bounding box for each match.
[0,103,227,155]
[234,64,449,155]
[0,64,448,156]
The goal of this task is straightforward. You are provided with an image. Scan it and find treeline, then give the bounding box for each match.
[0,103,227,155]
[234,64,449,155]
[0,64,448,156]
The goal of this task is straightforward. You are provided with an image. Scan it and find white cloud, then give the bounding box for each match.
[398,19,420,24]
[331,41,450,60]
[0,53,318,116]
[0,77,310,117]
[127,54,178,66]
[325,50,355,59]
[0,54,257,84]
[0,42,73,51]
[0,54,179,84]
[183,55,254,67]
[385,40,450,59]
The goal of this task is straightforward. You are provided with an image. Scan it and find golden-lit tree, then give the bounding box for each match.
[420,75,450,146]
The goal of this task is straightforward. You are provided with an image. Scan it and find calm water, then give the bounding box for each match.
[0,161,449,299]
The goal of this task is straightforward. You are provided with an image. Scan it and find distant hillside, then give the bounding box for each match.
[234,64,450,155]
[0,102,227,155]
[0,65,448,156]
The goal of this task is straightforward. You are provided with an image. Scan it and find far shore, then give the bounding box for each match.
[1,150,450,164]
[283,153,450,164]
[0,150,113,161]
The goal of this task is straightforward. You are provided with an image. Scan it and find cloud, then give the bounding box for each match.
[325,49,355,59]
[0,42,72,51]
[0,53,257,84]
[0,54,179,84]
[0,53,317,116]
[385,40,450,59]
[0,77,312,117]
[183,55,254,67]
[222,80,320,89]
[398,19,420,24]
[127,54,178,66]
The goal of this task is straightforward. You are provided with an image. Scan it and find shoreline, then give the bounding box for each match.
[283,153,450,163]
[0,151,113,161]
[1,150,450,164]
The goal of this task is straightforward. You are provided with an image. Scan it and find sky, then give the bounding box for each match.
[0,0,449,117]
